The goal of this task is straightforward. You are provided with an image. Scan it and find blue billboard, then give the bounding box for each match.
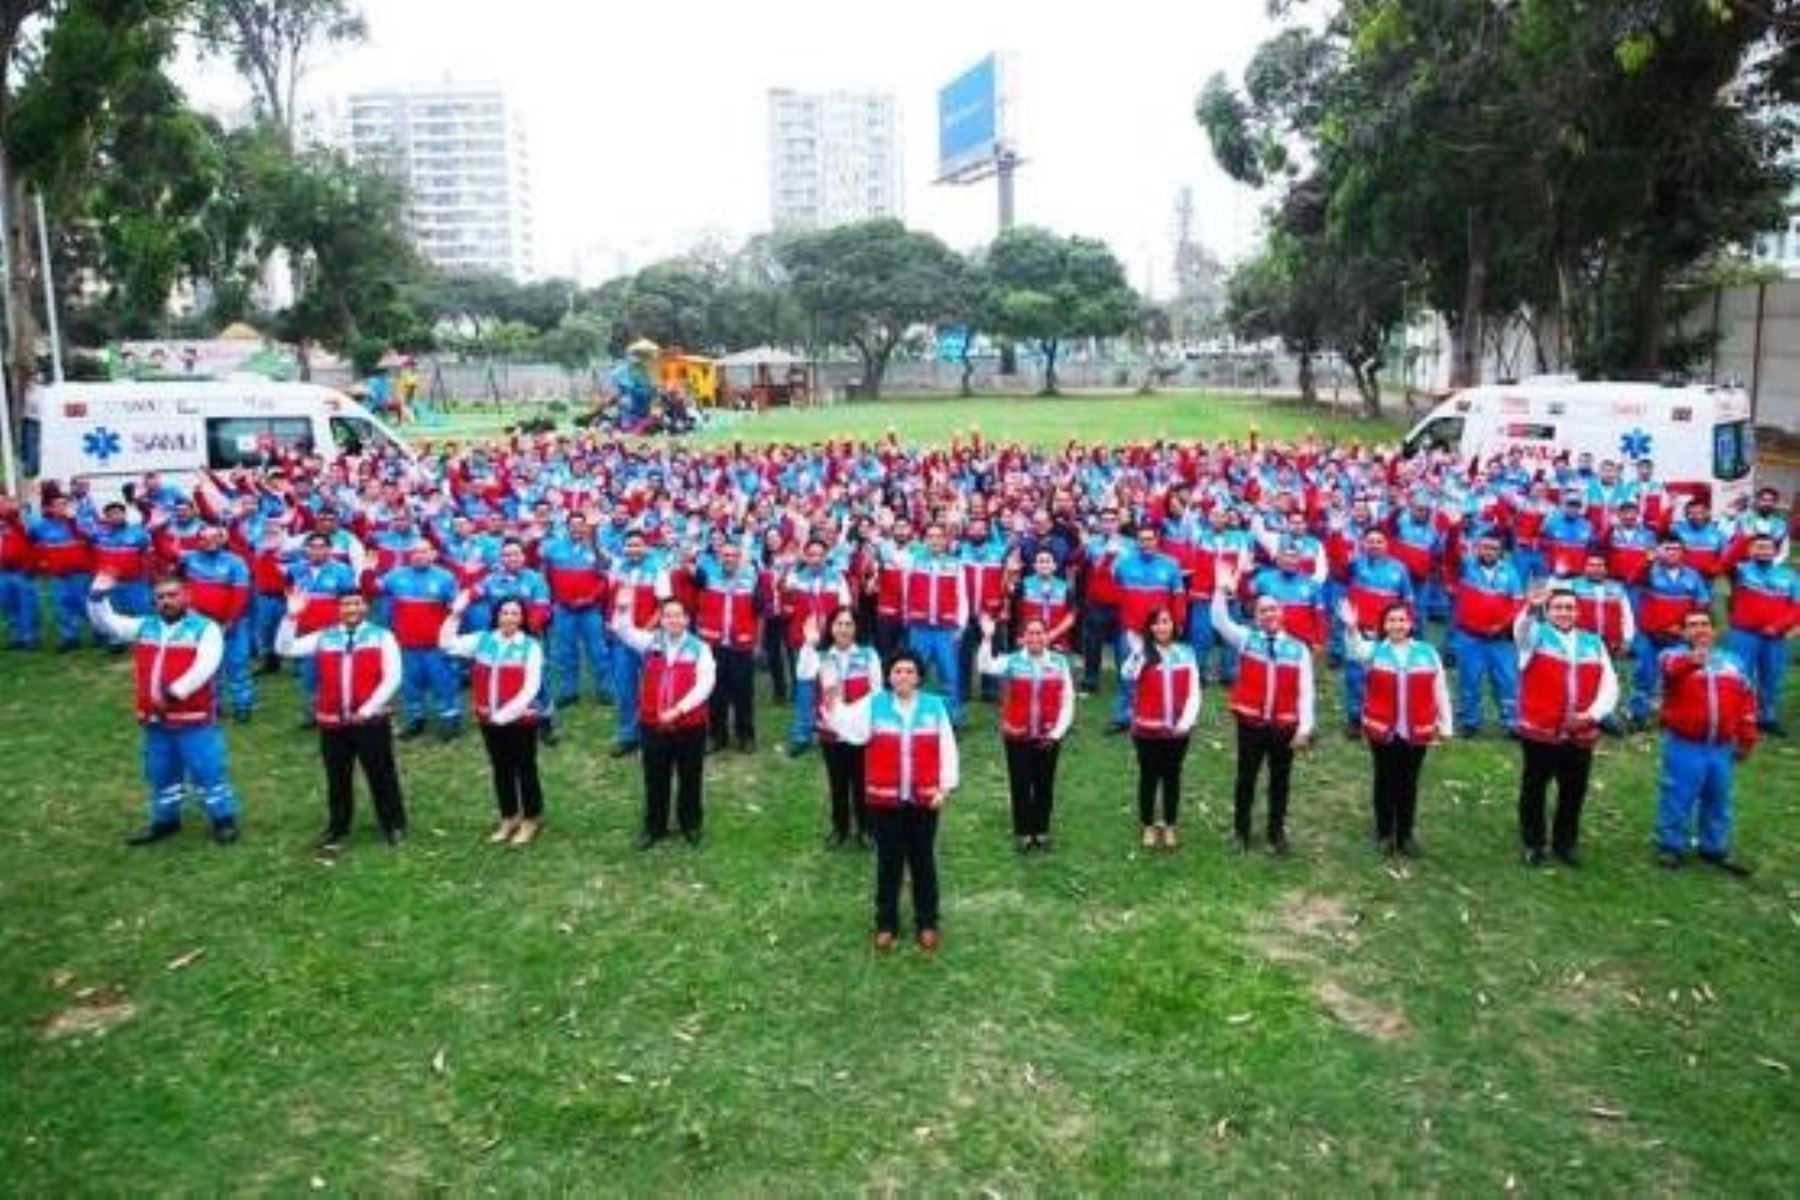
[938,54,1000,179]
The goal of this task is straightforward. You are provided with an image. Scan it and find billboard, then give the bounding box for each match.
[937,54,1003,181]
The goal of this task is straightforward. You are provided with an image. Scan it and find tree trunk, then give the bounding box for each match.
[1039,340,1059,396]
[1355,360,1382,418]
[1450,205,1491,387]
[1296,349,1316,405]
[1629,246,1664,379]
[2,157,40,463]
[958,347,975,398]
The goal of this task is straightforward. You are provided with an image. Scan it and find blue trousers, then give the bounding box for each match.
[220,620,254,716]
[1343,660,1367,724]
[1630,633,1677,722]
[908,626,963,722]
[1081,606,1121,689]
[402,648,460,724]
[1656,733,1734,856]
[789,676,817,748]
[1419,578,1450,624]
[1454,630,1519,733]
[0,570,38,647]
[1726,629,1788,728]
[552,605,611,704]
[144,723,239,827]
[1111,630,1141,728]
[1323,580,1347,662]
[50,573,92,647]
[1188,600,1240,684]
[612,642,645,747]
[253,593,285,658]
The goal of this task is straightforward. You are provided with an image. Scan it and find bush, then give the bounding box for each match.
[516,415,557,435]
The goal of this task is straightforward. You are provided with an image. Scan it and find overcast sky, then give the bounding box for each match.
[182,0,1282,291]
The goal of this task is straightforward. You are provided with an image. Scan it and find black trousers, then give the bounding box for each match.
[871,805,940,935]
[873,615,908,663]
[958,618,1007,701]
[319,721,406,837]
[1133,734,1189,826]
[1369,739,1428,843]
[1518,738,1594,854]
[643,726,707,836]
[820,739,868,836]
[708,645,756,744]
[760,617,790,703]
[480,721,544,820]
[1003,737,1061,837]
[1233,720,1296,841]
[1082,605,1121,689]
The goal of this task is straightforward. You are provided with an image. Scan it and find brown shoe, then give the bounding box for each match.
[873,931,897,953]
[1161,826,1180,850]
[917,929,940,954]
[509,818,541,847]
[1141,825,1160,850]
[489,818,520,844]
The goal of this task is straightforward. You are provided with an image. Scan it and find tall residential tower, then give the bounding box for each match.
[767,89,903,231]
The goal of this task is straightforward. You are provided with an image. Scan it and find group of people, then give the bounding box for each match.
[4,423,1794,948]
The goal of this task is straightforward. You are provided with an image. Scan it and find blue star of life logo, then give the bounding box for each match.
[82,426,122,464]
[1619,428,1652,461]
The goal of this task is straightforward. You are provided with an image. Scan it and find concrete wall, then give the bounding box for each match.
[1700,280,1800,436]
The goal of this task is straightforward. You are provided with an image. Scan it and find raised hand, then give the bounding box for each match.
[978,612,996,640]
[450,588,471,617]
[801,612,820,643]
[91,570,117,595]
[1337,598,1358,628]
[285,587,307,619]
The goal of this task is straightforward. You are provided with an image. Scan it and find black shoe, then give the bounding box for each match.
[312,834,345,859]
[610,743,639,759]
[1376,835,1397,857]
[783,742,812,758]
[707,738,727,756]
[1343,722,1361,742]
[257,656,282,676]
[855,831,874,851]
[125,822,181,846]
[1521,847,1548,868]
[1232,835,1251,856]
[1656,849,1685,870]
[736,736,756,753]
[437,722,463,743]
[1104,722,1129,737]
[827,829,851,849]
[1396,838,1421,859]
[681,828,703,847]
[539,723,560,747]
[1503,729,1521,742]
[397,721,427,742]
[1553,847,1582,869]
[1599,716,1624,738]
[210,821,240,846]
[1697,851,1753,877]
[1759,722,1788,739]
[383,827,408,847]
[232,709,252,725]
[297,715,318,731]
[1269,834,1290,857]
[1015,835,1032,854]
[634,830,663,851]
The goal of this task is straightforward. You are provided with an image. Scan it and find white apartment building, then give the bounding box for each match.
[344,83,536,280]
[768,89,903,231]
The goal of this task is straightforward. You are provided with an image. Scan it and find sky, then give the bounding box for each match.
[181,0,1282,292]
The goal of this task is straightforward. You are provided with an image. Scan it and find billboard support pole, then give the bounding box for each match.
[997,151,1017,377]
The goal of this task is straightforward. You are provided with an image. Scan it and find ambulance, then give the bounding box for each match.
[21,379,413,504]
[1401,377,1756,510]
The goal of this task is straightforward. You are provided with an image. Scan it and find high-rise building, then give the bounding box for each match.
[343,83,535,280]
[768,89,903,231]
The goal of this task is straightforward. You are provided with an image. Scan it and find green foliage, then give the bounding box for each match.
[347,334,386,377]
[978,226,1137,395]
[190,0,368,131]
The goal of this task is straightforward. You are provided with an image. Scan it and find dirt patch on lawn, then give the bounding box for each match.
[1249,891,1411,1042]
[1313,981,1411,1041]
[42,987,135,1039]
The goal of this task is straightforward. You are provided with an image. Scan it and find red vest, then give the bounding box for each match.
[1229,636,1304,728]
[315,632,390,726]
[783,572,842,648]
[1575,589,1631,653]
[91,540,148,581]
[471,637,538,725]
[998,656,1067,740]
[1659,651,1757,748]
[875,552,909,619]
[1361,642,1442,744]
[1131,652,1197,738]
[1517,627,1607,746]
[814,646,877,743]
[902,564,961,628]
[639,637,709,732]
[963,559,1007,617]
[131,617,216,727]
[696,576,758,650]
[865,695,949,807]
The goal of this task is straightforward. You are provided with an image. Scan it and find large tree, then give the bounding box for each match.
[778,219,966,399]
[978,226,1138,396]
[191,0,365,139]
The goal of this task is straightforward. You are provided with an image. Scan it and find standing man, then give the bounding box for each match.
[1077,507,1127,696]
[606,530,669,757]
[902,522,969,725]
[179,524,255,721]
[1450,533,1525,738]
[0,494,37,648]
[85,501,153,646]
[1655,611,1758,874]
[1339,529,1414,737]
[88,573,241,845]
[1110,523,1188,732]
[1629,538,1711,729]
[275,588,407,855]
[611,588,717,848]
[1512,583,1620,867]
[378,542,462,741]
[1725,533,1797,737]
[285,534,360,726]
[541,512,613,711]
[1571,549,1636,735]
[30,491,93,651]
[781,537,851,756]
[694,539,763,753]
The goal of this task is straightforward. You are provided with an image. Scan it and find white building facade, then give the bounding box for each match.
[344,83,536,280]
[768,89,903,231]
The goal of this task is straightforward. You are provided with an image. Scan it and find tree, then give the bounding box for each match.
[191,0,366,139]
[779,219,966,399]
[534,312,608,399]
[978,226,1137,396]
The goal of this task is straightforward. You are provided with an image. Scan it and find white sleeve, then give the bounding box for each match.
[1210,591,1249,652]
[275,616,323,658]
[87,596,142,643]
[1295,651,1316,739]
[1175,663,1201,734]
[167,621,224,699]
[490,641,543,726]
[1121,648,1145,683]
[1434,662,1455,740]
[1048,659,1076,740]
[345,536,368,578]
[795,643,822,682]
[1307,552,1327,585]
[937,718,961,794]
[1512,605,1539,650]
[1343,625,1374,665]
[1617,594,1636,646]
[357,630,404,719]
[610,611,653,652]
[439,630,483,659]
[672,642,716,715]
[953,572,969,627]
[1583,653,1620,723]
[820,692,874,745]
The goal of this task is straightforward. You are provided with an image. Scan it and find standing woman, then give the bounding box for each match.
[612,586,717,848]
[757,527,794,705]
[820,651,960,952]
[1121,607,1202,850]
[977,613,1075,852]
[1341,599,1454,858]
[440,593,547,846]
[794,607,884,847]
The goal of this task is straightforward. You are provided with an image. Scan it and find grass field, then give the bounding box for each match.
[3,399,1796,1195]
[410,390,1410,448]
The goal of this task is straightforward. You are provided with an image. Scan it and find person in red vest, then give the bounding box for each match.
[796,607,885,847]
[1512,582,1620,867]
[1655,610,1759,874]
[1209,562,1316,855]
[976,612,1075,853]
[1341,599,1454,857]
[693,539,765,753]
[611,586,717,848]
[1121,606,1202,850]
[275,587,406,857]
[441,594,548,847]
[819,650,960,952]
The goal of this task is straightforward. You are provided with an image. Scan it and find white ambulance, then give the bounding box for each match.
[1401,378,1756,510]
[22,379,413,504]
